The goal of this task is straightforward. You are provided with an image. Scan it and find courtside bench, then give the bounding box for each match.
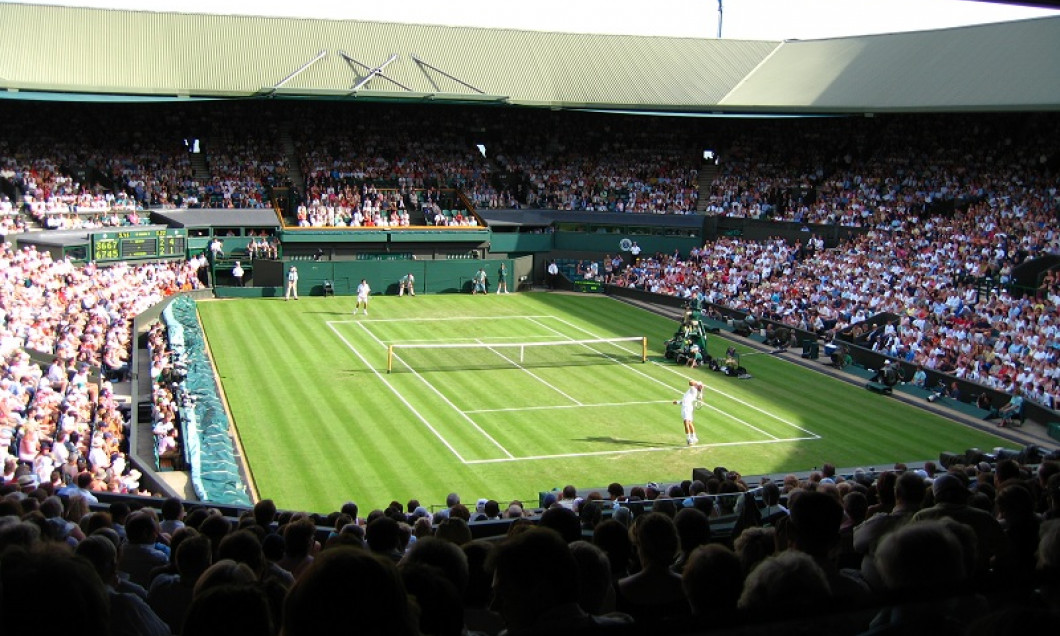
[866,382,893,395]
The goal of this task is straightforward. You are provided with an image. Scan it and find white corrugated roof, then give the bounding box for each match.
[0,4,1057,112]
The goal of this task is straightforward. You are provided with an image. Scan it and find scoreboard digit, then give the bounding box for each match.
[91,229,188,262]
[93,237,120,261]
[159,235,186,257]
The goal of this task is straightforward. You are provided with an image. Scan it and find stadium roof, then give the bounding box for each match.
[0,3,1058,112]
[477,209,706,229]
[152,209,283,229]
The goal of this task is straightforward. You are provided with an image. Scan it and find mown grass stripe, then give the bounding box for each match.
[197,294,1012,513]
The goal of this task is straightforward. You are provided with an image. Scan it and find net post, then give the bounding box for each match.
[387,345,393,373]
[641,337,647,363]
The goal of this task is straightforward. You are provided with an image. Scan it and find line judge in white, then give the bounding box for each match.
[285,266,299,300]
[355,279,371,315]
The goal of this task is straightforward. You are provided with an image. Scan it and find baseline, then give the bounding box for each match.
[527,318,783,441]
[534,316,821,440]
[464,436,820,465]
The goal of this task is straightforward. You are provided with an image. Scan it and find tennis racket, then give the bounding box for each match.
[694,399,705,410]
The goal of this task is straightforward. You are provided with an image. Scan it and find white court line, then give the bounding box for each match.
[475,338,583,406]
[355,322,515,459]
[340,315,557,323]
[343,312,815,464]
[527,317,781,440]
[465,399,673,415]
[380,335,570,346]
[541,316,821,439]
[465,435,821,465]
[325,321,468,463]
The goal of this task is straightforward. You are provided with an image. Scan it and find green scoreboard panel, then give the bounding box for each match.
[91,228,187,262]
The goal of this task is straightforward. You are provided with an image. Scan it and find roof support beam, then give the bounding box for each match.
[338,52,413,94]
[411,54,486,95]
[265,50,327,96]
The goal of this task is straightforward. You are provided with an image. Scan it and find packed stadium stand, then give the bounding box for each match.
[3,3,1060,634]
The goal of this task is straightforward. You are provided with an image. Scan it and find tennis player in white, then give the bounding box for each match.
[355,279,371,315]
[674,380,704,445]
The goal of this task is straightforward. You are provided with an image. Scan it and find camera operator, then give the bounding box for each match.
[870,360,900,387]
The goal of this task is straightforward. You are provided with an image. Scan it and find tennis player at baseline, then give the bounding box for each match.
[674,380,704,445]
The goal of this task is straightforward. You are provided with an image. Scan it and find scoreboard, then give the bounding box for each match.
[91,228,187,262]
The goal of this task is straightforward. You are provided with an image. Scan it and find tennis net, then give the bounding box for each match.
[386,336,647,373]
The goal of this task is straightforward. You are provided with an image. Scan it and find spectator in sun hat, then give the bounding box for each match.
[121,468,143,493]
[88,434,110,472]
[17,472,37,492]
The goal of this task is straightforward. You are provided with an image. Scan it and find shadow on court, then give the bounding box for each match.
[576,435,661,447]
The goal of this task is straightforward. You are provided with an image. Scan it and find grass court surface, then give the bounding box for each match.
[197,292,1009,513]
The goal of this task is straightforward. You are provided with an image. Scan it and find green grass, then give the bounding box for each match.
[196,292,1011,514]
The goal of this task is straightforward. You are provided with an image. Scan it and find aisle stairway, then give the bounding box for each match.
[278,123,305,193]
[189,146,210,182]
[696,162,719,212]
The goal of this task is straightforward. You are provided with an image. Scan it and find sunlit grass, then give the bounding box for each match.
[197,293,1010,513]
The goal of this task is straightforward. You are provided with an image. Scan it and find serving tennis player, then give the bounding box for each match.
[674,380,704,445]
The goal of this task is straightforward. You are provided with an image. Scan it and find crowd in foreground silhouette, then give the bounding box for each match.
[2,458,1060,635]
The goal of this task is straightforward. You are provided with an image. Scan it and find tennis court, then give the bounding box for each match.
[328,312,820,464]
[200,293,1008,512]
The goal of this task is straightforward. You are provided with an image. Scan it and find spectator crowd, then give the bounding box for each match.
[0,100,1058,634]
[3,455,1060,635]
[0,244,204,503]
[609,112,1060,410]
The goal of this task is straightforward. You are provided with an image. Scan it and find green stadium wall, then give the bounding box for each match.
[216,258,519,297]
